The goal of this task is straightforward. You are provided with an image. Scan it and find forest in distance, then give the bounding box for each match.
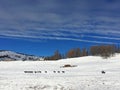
[45,44,120,60]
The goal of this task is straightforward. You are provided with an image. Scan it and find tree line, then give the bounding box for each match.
[45,44,120,60]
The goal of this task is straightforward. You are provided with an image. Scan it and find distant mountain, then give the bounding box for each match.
[0,50,44,61]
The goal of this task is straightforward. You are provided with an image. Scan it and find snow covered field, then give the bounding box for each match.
[0,54,120,90]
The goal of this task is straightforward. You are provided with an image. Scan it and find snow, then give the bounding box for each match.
[0,54,120,90]
[0,50,43,61]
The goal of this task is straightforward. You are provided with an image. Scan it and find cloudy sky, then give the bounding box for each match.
[0,0,120,56]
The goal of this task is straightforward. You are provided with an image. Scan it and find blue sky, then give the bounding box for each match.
[0,0,120,56]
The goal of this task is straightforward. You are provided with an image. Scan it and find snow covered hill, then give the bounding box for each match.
[0,50,43,61]
[0,54,120,90]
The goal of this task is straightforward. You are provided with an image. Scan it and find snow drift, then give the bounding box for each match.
[0,54,120,90]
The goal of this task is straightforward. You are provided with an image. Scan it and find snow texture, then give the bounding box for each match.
[0,50,43,61]
[0,54,120,90]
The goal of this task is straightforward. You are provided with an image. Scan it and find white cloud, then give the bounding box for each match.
[0,0,120,44]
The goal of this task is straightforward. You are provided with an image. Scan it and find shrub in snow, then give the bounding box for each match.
[101,71,106,74]
[61,64,77,68]
[64,64,72,67]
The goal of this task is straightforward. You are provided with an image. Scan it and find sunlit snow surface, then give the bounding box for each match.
[0,54,120,90]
